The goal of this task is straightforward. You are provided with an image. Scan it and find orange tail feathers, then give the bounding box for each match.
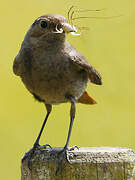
[78,91,97,105]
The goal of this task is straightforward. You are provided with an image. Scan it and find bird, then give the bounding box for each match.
[13,13,102,170]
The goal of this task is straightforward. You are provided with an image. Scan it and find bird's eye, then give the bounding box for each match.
[40,21,48,28]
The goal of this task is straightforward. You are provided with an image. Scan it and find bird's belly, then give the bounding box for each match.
[22,59,88,104]
[35,72,87,104]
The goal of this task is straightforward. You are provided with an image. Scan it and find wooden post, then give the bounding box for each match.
[21,147,135,180]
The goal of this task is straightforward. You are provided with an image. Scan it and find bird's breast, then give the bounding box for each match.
[22,51,88,104]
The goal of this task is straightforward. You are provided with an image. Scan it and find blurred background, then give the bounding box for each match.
[1,0,135,179]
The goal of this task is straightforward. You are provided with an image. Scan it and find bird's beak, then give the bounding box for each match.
[53,23,80,35]
[61,23,77,33]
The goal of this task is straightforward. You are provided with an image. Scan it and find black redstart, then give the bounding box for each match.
[13,13,102,170]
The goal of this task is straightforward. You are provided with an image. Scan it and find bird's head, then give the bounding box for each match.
[25,14,79,46]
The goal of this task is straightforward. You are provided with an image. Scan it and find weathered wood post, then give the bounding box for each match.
[21,147,135,180]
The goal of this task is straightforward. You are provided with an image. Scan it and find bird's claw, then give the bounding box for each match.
[22,143,39,162]
[56,145,79,174]
[69,145,79,151]
[39,144,52,150]
[22,143,40,170]
[56,147,68,175]
[22,143,52,170]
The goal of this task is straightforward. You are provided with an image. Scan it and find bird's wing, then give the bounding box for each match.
[66,43,102,85]
[13,53,22,76]
[13,48,32,76]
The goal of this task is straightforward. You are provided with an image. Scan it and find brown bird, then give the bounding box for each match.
[13,13,102,169]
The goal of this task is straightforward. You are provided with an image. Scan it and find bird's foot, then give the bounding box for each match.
[22,143,40,170]
[22,143,52,170]
[56,147,68,175]
[56,146,79,175]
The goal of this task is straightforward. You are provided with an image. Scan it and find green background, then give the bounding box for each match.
[1,0,135,179]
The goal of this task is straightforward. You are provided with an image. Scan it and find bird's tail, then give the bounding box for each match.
[78,91,97,105]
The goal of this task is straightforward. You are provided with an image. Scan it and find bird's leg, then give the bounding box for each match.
[33,104,52,148]
[22,104,52,170]
[56,95,76,174]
